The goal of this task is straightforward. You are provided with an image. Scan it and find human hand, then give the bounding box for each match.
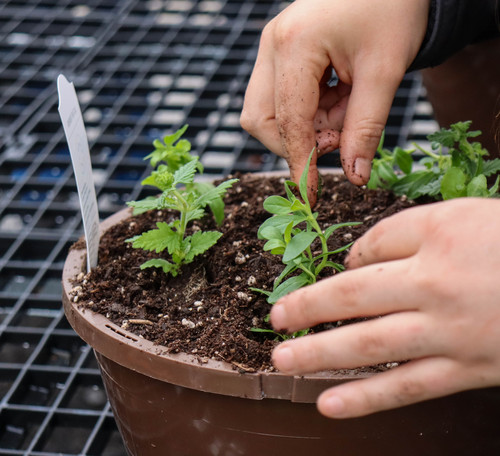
[270,198,500,418]
[241,0,429,204]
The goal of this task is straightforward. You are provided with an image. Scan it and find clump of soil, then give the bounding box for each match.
[70,173,417,372]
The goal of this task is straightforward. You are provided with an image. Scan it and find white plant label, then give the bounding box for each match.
[57,74,100,272]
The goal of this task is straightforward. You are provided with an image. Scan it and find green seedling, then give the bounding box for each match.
[126,125,238,276]
[250,149,360,339]
[367,121,500,200]
[253,149,360,305]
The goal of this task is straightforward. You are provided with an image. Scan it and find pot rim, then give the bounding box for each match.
[62,170,370,402]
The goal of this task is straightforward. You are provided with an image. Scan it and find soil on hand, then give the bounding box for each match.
[71,173,418,372]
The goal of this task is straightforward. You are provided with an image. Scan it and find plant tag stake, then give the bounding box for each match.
[57,74,100,272]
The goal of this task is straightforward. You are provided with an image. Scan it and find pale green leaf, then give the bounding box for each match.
[267,274,310,304]
[263,195,292,215]
[283,231,317,262]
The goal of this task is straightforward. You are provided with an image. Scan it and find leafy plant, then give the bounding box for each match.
[126,126,238,276]
[367,121,500,200]
[253,149,360,305]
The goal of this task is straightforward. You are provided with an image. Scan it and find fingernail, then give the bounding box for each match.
[354,158,371,181]
[272,345,295,372]
[270,302,287,330]
[322,395,346,417]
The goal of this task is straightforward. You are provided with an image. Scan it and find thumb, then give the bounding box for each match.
[340,68,403,185]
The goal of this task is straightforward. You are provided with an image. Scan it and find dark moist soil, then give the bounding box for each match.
[70,173,419,373]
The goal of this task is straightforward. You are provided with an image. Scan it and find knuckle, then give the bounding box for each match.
[353,119,385,148]
[239,109,256,134]
[394,377,426,404]
[354,332,388,359]
[335,273,363,309]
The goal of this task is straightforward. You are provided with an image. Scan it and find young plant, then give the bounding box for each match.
[126,126,238,276]
[254,149,360,305]
[367,121,500,200]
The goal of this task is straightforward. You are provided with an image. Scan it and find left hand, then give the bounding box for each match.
[270,198,500,418]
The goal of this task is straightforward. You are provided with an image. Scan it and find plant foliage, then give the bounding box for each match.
[253,149,360,305]
[126,125,238,276]
[367,121,500,200]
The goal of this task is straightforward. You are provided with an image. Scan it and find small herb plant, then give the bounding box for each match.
[126,125,238,277]
[253,150,360,305]
[367,121,500,200]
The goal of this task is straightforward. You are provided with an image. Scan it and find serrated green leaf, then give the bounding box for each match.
[184,230,222,262]
[483,159,500,177]
[267,274,310,304]
[173,159,199,185]
[185,208,205,222]
[127,197,161,215]
[131,222,180,253]
[263,195,293,215]
[283,231,317,262]
[194,179,238,209]
[140,259,178,275]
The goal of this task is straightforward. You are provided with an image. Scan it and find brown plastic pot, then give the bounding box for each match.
[63,204,500,456]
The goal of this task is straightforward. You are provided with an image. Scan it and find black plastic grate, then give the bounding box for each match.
[0,1,436,455]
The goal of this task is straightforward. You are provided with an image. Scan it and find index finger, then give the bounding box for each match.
[274,46,330,204]
[346,203,429,269]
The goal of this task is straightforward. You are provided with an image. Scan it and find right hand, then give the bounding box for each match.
[241,0,429,204]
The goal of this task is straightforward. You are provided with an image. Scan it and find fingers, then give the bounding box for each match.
[346,204,428,269]
[316,357,464,418]
[272,311,435,375]
[340,65,405,185]
[270,260,416,333]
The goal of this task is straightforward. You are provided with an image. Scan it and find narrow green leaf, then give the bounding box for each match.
[283,231,317,262]
[283,220,294,244]
[267,274,310,304]
[488,175,500,196]
[394,147,413,174]
[324,222,362,240]
[249,287,271,297]
[299,149,315,206]
[257,214,307,238]
[263,195,293,215]
[263,238,286,251]
[274,262,298,288]
[259,226,282,241]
